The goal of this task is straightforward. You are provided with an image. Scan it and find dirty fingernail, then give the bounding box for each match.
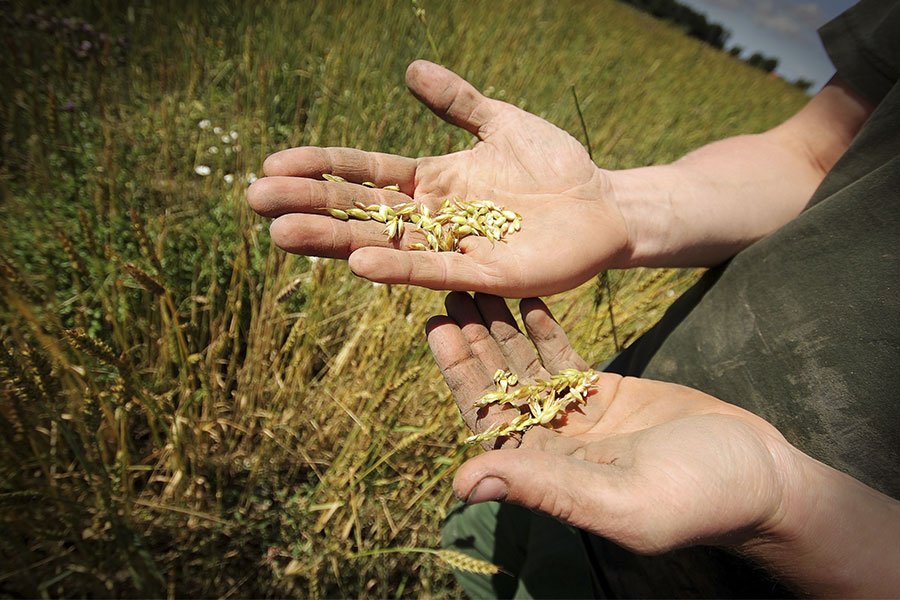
[466,476,508,504]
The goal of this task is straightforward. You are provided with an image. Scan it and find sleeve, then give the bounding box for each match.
[818,0,900,105]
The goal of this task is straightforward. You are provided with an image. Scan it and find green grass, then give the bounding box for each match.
[0,0,807,596]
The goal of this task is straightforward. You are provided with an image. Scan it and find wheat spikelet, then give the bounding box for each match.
[275,276,304,303]
[467,368,599,444]
[123,263,166,296]
[77,208,99,256]
[129,207,163,272]
[281,317,306,354]
[436,549,501,575]
[64,328,121,367]
[56,230,88,277]
[0,335,51,405]
[392,420,442,455]
[0,255,44,305]
[384,365,423,394]
[307,560,320,600]
[0,338,35,409]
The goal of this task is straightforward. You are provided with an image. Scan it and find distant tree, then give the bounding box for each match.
[746,52,779,73]
[791,78,814,92]
[617,0,798,74]
[617,0,730,49]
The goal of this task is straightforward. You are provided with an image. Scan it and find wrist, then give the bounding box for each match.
[736,444,900,596]
[602,166,685,269]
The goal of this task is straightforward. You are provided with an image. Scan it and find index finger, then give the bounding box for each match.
[263,147,418,194]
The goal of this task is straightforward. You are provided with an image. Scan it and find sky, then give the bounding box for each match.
[678,0,857,90]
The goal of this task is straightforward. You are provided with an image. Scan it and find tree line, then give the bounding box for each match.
[617,0,813,91]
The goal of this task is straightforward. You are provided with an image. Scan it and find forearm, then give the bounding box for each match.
[607,131,822,267]
[605,76,872,268]
[743,453,900,597]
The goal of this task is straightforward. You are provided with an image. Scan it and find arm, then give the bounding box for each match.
[428,292,900,597]
[249,63,873,295]
[610,76,874,267]
[745,456,900,598]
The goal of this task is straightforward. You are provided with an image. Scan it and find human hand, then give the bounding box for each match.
[247,60,630,297]
[426,292,806,555]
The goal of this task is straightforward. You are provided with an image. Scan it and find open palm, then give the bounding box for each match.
[426,292,802,555]
[248,61,629,297]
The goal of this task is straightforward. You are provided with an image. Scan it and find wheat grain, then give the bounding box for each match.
[319,175,521,252]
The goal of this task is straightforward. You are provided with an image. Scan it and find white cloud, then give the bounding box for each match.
[752,1,826,35]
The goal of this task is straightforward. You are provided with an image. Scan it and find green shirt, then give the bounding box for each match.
[611,0,900,500]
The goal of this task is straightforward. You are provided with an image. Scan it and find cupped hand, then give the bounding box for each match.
[247,60,630,297]
[426,292,805,555]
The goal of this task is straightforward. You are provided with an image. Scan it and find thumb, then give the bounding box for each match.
[405,60,499,139]
[453,447,621,532]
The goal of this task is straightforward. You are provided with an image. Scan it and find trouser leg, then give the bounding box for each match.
[441,501,595,599]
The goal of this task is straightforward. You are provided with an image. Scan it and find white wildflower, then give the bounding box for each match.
[194,165,211,176]
[213,126,223,135]
[223,174,234,184]
[247,172,258,184]
[198,119,211,129]
[207,146,219,154]
[229,130,239,140]
[221,134,231,144]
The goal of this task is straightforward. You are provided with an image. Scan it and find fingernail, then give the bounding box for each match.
[466,476,508,504]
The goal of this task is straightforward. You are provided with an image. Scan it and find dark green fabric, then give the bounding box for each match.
[441,502,596,599]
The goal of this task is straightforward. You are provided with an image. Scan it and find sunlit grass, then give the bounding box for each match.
[0,0,807,596]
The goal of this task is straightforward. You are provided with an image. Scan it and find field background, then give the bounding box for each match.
[0,0,807,597]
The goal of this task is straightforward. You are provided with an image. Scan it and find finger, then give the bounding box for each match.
[452,448,626,535]
[262,147,417,194]
[269,213,423,258]
[247,176,413,218]
[426,315,522,447]
[405,60,500,139]
[444,292,508,374]
[473,293,546,380]
[520,298,590,373]
[348,247,488,292]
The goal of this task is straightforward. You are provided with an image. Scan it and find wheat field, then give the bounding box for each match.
[0,0,807,596]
